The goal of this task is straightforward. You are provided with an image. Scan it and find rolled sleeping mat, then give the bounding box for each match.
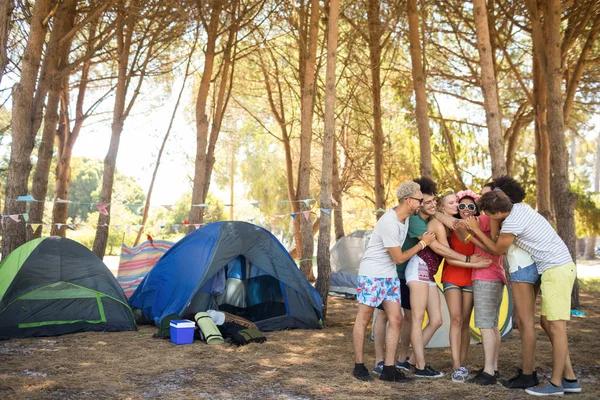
[194,312,224,345]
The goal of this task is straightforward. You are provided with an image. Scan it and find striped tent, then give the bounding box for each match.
[117,240,173,298]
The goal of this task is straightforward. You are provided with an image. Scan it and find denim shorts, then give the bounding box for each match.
[442,282,473,293]
[510,263,540,285]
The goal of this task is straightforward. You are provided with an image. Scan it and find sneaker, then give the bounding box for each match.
[467,370,497,386]
[476,367,500,379]
[372,361,384,376]
[504,369,540,389]
[525,382,564,396]
[353,364,373,382]
[451,366,469,383]
[414,364,445,379]
[561,378,582,393]
[380,366,413,382]
[396,357,413,371]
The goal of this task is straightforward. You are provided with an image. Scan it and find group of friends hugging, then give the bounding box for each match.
[351,176,580,396]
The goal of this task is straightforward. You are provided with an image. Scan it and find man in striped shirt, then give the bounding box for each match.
[472,190,580,396]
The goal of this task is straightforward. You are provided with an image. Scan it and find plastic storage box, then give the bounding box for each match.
[170,319,195,345]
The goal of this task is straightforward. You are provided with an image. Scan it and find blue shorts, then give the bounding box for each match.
[357,275,401,308]
[442,282,473,293]
[510,263,540,285]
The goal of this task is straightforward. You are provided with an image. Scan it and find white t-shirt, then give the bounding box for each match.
[500,203,572,273]
[505,244,535,274]
[358,208,409,278]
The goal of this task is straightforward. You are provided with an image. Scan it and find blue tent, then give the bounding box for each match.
[129,222,323,331]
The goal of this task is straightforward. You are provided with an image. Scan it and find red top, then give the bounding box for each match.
[442,230,474,287]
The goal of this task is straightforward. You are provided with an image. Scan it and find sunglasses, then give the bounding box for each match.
[458,203,477,211]
[409,197,424,204]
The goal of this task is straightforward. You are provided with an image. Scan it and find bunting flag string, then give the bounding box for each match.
[4,195,344,214]
[2,193,389,235]
[1,205,384,228]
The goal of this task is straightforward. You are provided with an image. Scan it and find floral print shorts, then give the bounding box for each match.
[356,275,401,307]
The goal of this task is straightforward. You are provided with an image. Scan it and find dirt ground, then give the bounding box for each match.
[1,289,598,400]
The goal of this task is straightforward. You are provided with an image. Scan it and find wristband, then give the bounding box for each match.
[419,240,427,250]
[465,233,472,241]
[466,255,470,263]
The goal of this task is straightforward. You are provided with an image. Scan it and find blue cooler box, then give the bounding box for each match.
[170,320,195,345]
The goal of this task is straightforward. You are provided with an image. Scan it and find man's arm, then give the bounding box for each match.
[387,231,436,264]
[434,211,459,231]
[429,240,466,262]
[466,215,514,255]
[473,230,514,255]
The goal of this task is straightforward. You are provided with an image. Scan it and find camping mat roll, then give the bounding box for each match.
[194,312,224,345]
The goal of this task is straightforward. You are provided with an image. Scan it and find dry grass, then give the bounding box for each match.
[1,290,599,400]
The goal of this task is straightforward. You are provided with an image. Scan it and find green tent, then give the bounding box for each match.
[0,237,136,339]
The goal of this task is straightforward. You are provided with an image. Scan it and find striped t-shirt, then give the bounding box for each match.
[500,203,572,273]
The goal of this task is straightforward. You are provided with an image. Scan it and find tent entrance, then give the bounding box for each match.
[213,256,287,322]
[7,281,108,328]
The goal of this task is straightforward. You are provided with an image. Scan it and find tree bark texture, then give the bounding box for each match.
[407,0,432,179]
[532,23,551,214]
[473,0,506,178]
[188,0,223,227]
[545,0,578,307]
[367,0,385,220]
[316,0,340,318]
[2,0,54,259]
[0,0,13,86]
[52,16,100,237]
[584,236,596,260]
[332,138,344,241]
[297,0,319,281]
[29,0,77,240]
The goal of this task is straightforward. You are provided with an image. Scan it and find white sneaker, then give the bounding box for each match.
[451,366,469,383]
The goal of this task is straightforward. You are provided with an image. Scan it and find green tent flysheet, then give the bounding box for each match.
[0,237,136,339]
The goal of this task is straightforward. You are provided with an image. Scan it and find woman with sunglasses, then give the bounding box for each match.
[437,190,475,383]
[455,191,507,386]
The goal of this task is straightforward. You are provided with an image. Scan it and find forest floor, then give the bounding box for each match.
[1,283,599,400]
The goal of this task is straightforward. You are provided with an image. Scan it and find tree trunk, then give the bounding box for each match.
[584,236,596,260]
[407,0,432,179]
[202,3,238,205]
[533,51,551,213]
[188,0,223,227]
[316,0,340,318]
[545,0,578,307]
[297,0,319,281]
[29,0,77,240]
[2,0,54,259]
[332,138,344,241]
[595,132,600,192]
[367,0,385,220]
[52,15,100,237]
[0,0,14,86]
[473,0,506,178]
[92,2,136,258]
[576,237,586,257]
